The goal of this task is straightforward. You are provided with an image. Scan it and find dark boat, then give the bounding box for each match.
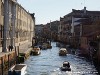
[60,61,71,71]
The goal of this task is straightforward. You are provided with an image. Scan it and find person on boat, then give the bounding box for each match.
[63,61,70,68]
[61,61,71,71]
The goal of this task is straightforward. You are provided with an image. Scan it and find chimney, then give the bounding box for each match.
[72,9,75,12]
[84,7,86,14]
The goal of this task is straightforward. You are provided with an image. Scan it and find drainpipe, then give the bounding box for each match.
[3,0,9,52]
[79,24,82,47]
[50,20,51,43]
[80,24,82,37]
[98,41,100,68]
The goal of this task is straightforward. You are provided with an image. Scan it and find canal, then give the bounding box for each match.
[24,42,98,75]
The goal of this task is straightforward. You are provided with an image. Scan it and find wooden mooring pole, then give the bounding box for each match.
[15,46,17,64]
[1,57,3,75]
[8,54,10,69]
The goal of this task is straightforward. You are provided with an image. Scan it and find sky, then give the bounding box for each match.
[17,0,100,24]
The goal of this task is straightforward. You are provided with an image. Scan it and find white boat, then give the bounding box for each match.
[31,49,41,55]
[8,64,27,75]
[59,48,67,56]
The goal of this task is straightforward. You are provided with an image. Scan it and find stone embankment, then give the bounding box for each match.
[0,42,32,75]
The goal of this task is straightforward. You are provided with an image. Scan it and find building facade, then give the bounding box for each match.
[57,7,100,65]
[58,7,100,46]
[0,0,4,51]
[0,0,35,52]
[43,21,59,41]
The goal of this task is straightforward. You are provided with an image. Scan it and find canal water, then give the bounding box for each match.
[24,42,98,75]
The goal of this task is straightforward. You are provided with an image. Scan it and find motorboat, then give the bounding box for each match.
[59,48,67,56]
[8,64,27,75]
[41,42,52,50]
[31,46,41,55]
[42,43,48,50]
[60,61,71,71]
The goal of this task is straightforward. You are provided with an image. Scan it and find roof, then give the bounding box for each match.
[60,48,66,50]
[66,8,100,17]
[63,61,69,64]
[72,9,100,15]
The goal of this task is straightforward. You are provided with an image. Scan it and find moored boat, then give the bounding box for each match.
[42,43,48,50]
[42,42,52,49]
[31,49,41,55]
[59,48,67,56]
[8,64,27,75]
[31,46,41,55]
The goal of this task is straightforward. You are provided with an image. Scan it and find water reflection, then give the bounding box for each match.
[24,42,98,75]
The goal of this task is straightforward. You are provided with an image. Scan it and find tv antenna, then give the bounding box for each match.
[81,0,86,8]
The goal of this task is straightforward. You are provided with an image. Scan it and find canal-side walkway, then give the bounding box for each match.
[0,42,32,57]
[18,42,33,62]
[19,42,32,54]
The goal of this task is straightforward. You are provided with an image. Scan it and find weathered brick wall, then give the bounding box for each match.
[0,51,16,64]
[0,51,16,75]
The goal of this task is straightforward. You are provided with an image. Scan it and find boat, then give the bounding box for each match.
[8,64,27,75]
[60,61,71,71]
[31,46,41,55]
[59,48,67,56]
[41,41,52,50]
[56,42,60,47]
[47,43,52,49]
[42,43,48,50]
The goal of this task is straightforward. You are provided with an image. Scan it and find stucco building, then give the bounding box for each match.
[0,0,35,52]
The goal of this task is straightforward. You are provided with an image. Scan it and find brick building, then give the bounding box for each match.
[43,21,59,41]
[58,7,100,46]
[57,7,100,65]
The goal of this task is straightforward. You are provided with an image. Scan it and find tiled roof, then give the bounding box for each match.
[66,9,100,17]
[72,10,100,14]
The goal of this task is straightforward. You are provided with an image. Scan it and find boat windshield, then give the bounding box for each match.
[63,62,70,68]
